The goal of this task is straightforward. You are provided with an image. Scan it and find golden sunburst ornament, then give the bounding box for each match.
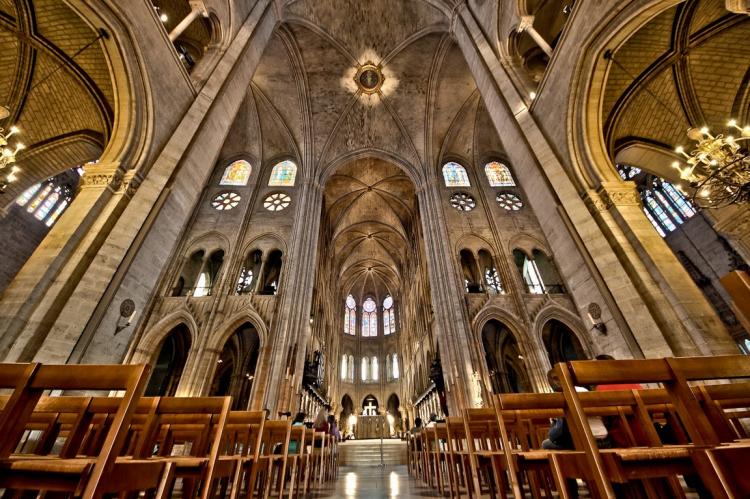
[354,63,384,94]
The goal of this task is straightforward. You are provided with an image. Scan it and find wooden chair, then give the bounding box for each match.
[285,425,307,498]
[255,420,292,498]
[557,355,750,498]
[222,410,266,499]
[0,363,173,499]
[132,396,234,499]
[462,408,517,498]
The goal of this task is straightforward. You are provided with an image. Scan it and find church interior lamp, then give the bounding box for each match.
[671,121,750,208]
[0,105,24,193]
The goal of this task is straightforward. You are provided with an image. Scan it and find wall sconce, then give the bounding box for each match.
[115,299,137,335]
[587,303,607,335]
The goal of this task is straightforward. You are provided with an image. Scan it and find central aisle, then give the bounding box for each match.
[312,465,440,498]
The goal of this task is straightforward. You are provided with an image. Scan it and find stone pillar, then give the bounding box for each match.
[263,179,324,414]
[1,0,278,365]
[518,16,553,57]
[454,5,737,358]
[416,176,478,413]
[169,1,209,42]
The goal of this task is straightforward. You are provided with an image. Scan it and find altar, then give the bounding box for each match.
[354,415,387,439]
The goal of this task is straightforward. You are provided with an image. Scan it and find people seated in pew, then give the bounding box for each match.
[543,368,611,449]
[314,406,329,432]
[328,415,341,441]
[411,417,423,434]
[425,413,437,428]
[594,354,643,391]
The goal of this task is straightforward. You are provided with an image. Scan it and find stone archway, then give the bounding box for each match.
[542,319,588,367]
[481,319,531,394]
[209,321,261,410]
[145,323,192,396]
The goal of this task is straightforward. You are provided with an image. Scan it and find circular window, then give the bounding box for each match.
[450,192,476,212]
[212,191,241,211]
[496,192,523,211]
[363,298,377,313]
[263,192,291,212]
[355,63,384,94]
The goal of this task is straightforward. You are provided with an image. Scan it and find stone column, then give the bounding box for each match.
[4,0,278,365]
[517,16,553,57]
[453,4,737,358]
[169,1,209,42]
[416,175,478,413]
[263,179,325,414]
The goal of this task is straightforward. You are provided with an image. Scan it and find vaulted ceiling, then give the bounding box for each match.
[603,0,750,177]
[323,158,416,300]
[0,0,113,199]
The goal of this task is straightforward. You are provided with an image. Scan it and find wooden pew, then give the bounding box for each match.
[0,363,172,499]
[558,355,750,498]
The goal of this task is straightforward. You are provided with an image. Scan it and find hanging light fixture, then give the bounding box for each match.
[603,50,750,209]
[0,105,24,193]
[671,121,750,208]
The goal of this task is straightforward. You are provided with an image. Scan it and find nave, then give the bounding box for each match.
[313,466,439,499]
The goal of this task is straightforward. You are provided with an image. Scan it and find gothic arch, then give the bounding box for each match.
[319,149,426,189]
[185,231,232,256]
[532,305,593,364]
[207,309,269,353]
[241,233,289,256]
[569,0,684,188]
[507,233,549,257]
[131,310,198,364]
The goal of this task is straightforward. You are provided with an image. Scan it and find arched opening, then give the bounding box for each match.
[386,393,402,436]
[362,394,379,415]
[542,319,587,367]
[340,394,355,436]
[460,249,482,293]
[209,322,261,410]
[532,249,564,293]
[513,249,544,294]
[172,250,204,296]
[259,249,282,295]
[194,249,224,297]
[235,249,262,295]
[145,324,192,396]
[478,249,503,294]
[481,319,530,394]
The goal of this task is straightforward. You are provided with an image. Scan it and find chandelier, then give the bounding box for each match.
[671,120,750,208]
[0,105,24,193]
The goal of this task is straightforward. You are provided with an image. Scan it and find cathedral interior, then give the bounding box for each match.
[0,0,749,495]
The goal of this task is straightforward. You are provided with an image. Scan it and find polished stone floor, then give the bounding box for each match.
[311,465,442,498]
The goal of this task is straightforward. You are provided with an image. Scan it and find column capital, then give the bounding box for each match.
[188,0,209,16]
[518,15,535,32]
[584,182,642,212]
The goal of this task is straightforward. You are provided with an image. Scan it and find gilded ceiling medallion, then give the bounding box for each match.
[354,63,384,94]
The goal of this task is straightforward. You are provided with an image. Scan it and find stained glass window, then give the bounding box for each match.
[35,191,59,221]
[341,355,348,380]
[485,267,503,293]
[645,195,676,233]
[654,190,683,224]
[27,184,52,213]
[442,162,470,187]
[16,184,41,207]
[361,357,369,381]
[662,182,695,219]
[371,357,379,381]
[219,160,251,186]
[45,199,69,227]
[362,297,377,337]
[235,268,253,294]
[344,294,356,335]
[643,208,666,237]
[383,295,396,335]
[392,354,399,379]
[348,355,354,380]
[485,161,515,186]
[268,160,297,187]
[616,164,642,180]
